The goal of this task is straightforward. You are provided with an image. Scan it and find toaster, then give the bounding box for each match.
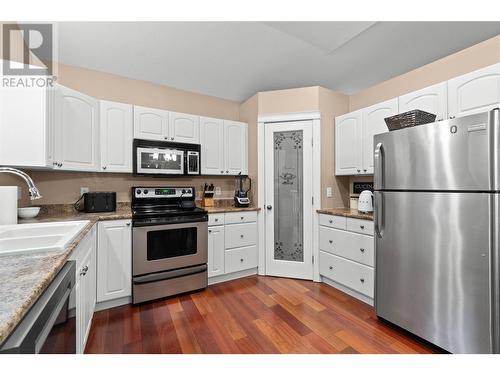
[82,192,116,213]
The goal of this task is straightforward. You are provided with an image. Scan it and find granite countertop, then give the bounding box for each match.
[0,208,132,346]
[0,203,259,345]
[317,207,374,221]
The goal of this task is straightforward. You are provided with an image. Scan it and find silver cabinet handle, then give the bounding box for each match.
[240,258,244,262]
[329,240,333,244]
[240,234,244,238]
[329,266,333,270]
[164,136,169,140]
[59,163,63,167]
[171,137,174,140]
[360,225,365,230]
[215,218,218,222]
[240,216,244,220]
[209,229,212,233]
[266,205,272,210]
[126,222,131,226]
[360,278,365,283]
[226,170,229,173]
[360,248,365,253]
[329,219,333,223]
[357,169,361,173]
[363,169,367,172]
[220,170,224,174]
[103,166,107,170]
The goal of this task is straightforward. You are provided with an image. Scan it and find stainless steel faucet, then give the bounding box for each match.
[0,167,42,200]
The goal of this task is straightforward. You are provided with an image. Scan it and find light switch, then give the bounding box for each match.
[326,187,332,198]
[215,186,222,196]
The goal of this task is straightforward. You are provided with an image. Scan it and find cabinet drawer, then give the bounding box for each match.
[208,214,225,226]
[319,226,374,267]
[319,251,374,298]
[346,218,374,236]
[319,214,346,230]
[224,211,257,224]
[225,222,257,249]
[225,245,258,273]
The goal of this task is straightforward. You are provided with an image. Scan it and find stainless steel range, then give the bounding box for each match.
[131,186,208,304]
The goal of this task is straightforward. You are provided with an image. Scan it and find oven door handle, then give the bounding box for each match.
[133,220,207,231]
[133,264,208,284]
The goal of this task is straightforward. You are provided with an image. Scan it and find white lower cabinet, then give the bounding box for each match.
[319,214,374,302]
[97,220,132,303]
[208,211,258,282]
[69,224,97,354]
[208,225,225,277]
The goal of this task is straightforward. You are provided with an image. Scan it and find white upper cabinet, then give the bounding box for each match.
[53,84,100,172]
[448,63,500,118]
[133,105,169,141]
[168,111,200,144]
[200,117,225,175]
[97,220,132,303]
[361,98,398,174]
[335,110,362,175]
[224,120,248,175]
[100,101,133,173]
[0,77,54,168]
[398,82,448,121]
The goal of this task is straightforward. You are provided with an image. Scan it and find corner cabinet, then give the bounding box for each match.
[448,63,500,118]
[52,84,100,172]
[398,82,447,121]
[335,110,362,175]
[200,118,248,175]
[100,101,133,173]
[97,220,132,303]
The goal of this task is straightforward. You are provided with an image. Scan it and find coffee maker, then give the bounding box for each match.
[234,173,251,207]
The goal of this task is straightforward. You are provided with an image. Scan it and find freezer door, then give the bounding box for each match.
[374,191,493,353]
[374,109,500,191]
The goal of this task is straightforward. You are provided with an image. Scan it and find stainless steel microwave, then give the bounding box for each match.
[133,139,200,176]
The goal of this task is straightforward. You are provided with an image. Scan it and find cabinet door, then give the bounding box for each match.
[97,220,132,302]
[335,110,362,175]
[448,63,500,118]
[100,100,133,173]
[398,82,447,121]
[208,225,225,277]
[224,120,248,175]
[53,85,100,171]
[361,98,398,174]
[84,231,96,348]
[133,105,169,141]
[0,79,52,168]
[200,117,224,175]
[169,111,200,144]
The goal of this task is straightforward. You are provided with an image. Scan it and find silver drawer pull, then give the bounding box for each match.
[360,278,365,283]
[360,248,365,253]
[360,225,365,230]
[240,258,244,262]
[240,216,244,220]
[329,219,333,224]
[209,230,212,233]
[329,240,333,244]
[240,234,244,238]
[329,266,333,270]
[215,218,218,222]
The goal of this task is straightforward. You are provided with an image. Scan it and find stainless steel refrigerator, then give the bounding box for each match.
[374,108,500,354]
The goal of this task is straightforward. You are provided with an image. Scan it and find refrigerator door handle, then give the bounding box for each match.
[374,191,384,238]
[374,142,384,190]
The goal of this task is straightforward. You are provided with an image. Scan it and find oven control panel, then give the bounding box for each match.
[133,187,194,198]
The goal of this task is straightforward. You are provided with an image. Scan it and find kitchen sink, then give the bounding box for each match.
[0,220,90,256]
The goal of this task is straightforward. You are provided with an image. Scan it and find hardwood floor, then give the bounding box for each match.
[85,276,443,354]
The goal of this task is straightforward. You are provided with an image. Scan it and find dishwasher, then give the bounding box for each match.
[0,261,76,354]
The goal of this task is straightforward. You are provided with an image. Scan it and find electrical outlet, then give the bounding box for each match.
[215,186,222,196]
[326,187,333,198]
[80,187,89,196]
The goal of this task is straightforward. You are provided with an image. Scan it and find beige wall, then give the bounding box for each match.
[239,93,259,202]
[350,35,500,111]
[257,86,350,208]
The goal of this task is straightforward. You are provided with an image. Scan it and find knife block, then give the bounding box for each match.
[201,197,214,207]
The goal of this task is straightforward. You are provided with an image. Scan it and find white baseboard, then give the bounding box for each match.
[95,296,132,312]
[321,275,374,306]
[208,268,258,285]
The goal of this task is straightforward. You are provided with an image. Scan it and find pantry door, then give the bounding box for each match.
[264,121,313,280]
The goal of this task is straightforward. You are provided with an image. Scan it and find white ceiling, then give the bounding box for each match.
[56,22,500,102]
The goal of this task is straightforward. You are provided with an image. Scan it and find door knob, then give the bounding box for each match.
[266,205,272,210]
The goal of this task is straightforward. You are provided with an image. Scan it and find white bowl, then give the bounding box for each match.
[18,207,41,219]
